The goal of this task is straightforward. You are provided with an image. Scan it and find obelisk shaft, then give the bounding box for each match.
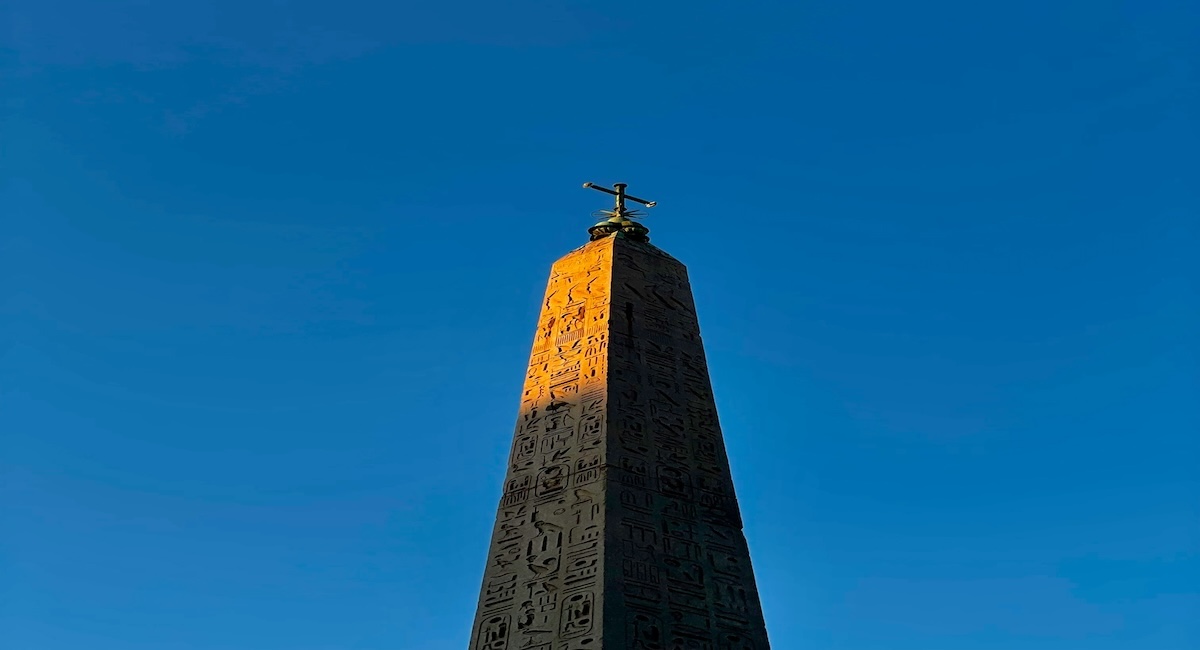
[468,235,770,649]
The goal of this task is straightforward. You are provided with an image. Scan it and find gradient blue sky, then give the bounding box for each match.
[2,1,1197,649]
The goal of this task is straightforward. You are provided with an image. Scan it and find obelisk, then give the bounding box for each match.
[468,183,771,649]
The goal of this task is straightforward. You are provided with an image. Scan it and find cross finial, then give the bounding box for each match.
[582,182,656,216]
[582,181,657,243]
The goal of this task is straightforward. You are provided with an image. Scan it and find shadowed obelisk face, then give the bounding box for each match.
[468,234,771,649]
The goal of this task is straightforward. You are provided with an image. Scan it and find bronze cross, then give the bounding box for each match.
[582,182,656,215]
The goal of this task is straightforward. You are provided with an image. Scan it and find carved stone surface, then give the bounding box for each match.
[468,235,771,648]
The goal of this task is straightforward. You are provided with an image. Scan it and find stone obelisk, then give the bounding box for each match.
[468,183,771,649]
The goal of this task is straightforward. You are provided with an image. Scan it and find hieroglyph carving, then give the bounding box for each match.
[468,235,771,648]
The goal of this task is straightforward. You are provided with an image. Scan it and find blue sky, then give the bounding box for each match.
[2,1,1197,648]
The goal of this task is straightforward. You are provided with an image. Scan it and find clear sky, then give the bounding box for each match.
[2,1,1197,649]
